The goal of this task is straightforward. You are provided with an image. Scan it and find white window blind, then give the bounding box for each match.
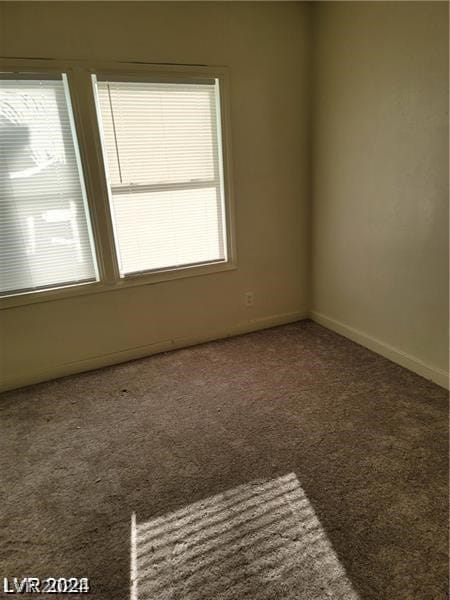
[0,75,98,296]
[93,77,227,276]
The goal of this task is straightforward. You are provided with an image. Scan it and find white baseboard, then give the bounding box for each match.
[310,310,449,390]
[1,310,308,392]
[5,309,446,392]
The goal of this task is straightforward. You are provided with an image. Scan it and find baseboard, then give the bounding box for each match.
[1,310,308,392]
[310,310,449,390]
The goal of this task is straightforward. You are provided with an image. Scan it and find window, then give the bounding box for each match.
[0,61,234,306]
[0,75,98,296]
[93,77,227,276]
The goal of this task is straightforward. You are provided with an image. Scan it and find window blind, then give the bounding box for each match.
[93,77,227,276]
[0,75,98,295]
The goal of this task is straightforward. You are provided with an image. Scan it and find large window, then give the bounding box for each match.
[0,75,98,296]
[93,77,227,276]
[0,62,234,305]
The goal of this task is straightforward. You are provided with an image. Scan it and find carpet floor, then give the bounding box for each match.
[0,320,448,599]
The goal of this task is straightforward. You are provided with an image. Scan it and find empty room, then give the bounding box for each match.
[0,1,448,599]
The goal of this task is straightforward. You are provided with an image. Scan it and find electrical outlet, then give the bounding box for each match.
[244,291,254,307]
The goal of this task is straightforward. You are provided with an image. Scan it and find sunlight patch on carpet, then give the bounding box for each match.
[130,473,359,600]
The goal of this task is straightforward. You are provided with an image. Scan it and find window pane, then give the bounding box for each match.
[96,81,218,186]
[0,76,98,295]
[94,77,227,276]
[112,187,224,274]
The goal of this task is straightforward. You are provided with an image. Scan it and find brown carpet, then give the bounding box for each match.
[0,320,448,599]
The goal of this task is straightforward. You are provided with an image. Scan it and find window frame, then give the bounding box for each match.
[0,58,237,309]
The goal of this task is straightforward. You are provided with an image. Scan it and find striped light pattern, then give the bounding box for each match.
[0,76,98,296]
[131,473,360,600]
[94,78,227,276]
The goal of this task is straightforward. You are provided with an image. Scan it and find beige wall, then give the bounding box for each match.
[0,2,311,390]
[311,1,449,386]
[1,1,448,391]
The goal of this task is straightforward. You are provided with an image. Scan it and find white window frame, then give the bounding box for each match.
[0,58,237,309]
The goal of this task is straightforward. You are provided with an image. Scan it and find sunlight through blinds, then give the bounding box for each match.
[0,76,98,295]
[93,77,227,276]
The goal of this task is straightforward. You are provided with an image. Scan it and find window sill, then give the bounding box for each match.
[0,260,237,310]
